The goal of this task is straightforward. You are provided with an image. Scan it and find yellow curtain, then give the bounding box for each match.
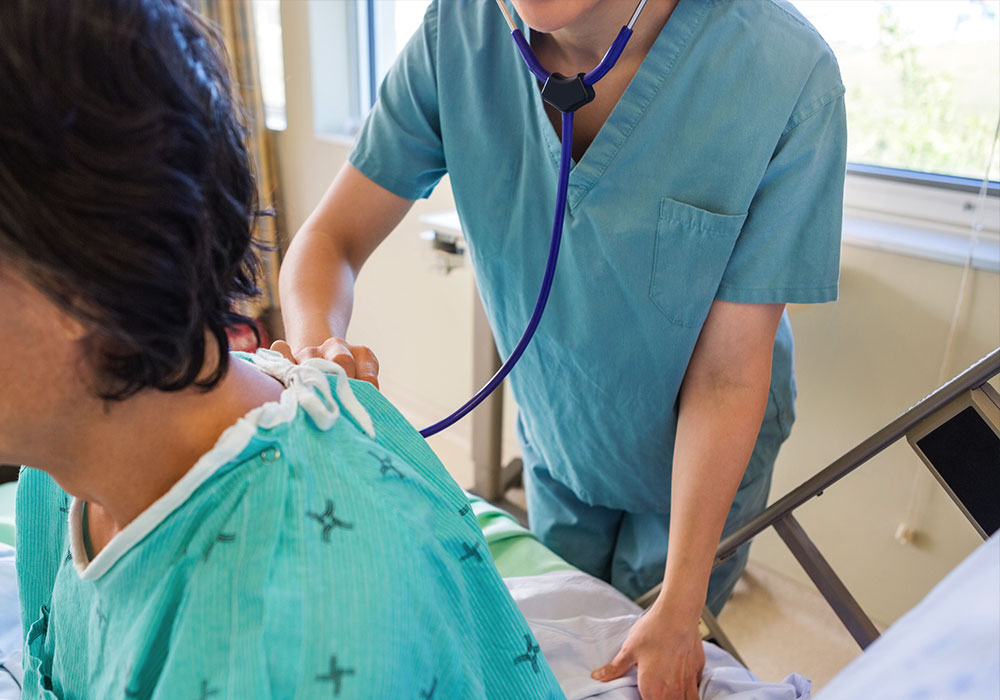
[194,0,284,339]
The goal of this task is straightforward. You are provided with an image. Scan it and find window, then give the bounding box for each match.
[793,1,999,244]
[310,0,431,140]
[370,0,434,104]
[795,1,999,187]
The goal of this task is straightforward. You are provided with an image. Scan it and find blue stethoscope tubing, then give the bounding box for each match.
[420,0,648,438]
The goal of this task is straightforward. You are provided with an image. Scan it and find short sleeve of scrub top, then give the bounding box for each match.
[716,52,846,305]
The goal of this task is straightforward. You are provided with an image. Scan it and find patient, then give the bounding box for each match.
[0,1,562,697]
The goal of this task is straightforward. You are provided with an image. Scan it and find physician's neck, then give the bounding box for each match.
[538,0,678,71]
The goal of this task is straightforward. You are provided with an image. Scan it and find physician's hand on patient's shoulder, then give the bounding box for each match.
[592,601,704,700]
[270,338,380,388]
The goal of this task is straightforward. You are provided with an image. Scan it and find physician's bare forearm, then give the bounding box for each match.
[657,299,785,623]
[279,164,415,351]
[280,226,356,348]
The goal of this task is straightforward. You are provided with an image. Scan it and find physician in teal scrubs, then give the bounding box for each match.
[278,0,846,697]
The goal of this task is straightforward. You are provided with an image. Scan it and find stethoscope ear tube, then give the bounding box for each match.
[511,29,549,83]
[419,1,646,438]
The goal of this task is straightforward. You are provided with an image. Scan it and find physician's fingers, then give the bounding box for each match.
[269,340,296,363]
[320,337,357,378]
[592,647,635,682]
[295,338,356,378]
[350,345,380,389]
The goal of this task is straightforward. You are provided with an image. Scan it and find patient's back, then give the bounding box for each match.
[16,351,564,699]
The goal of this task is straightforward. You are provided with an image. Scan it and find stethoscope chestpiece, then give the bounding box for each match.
[540,72,596,113]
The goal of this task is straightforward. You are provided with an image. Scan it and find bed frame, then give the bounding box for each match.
[642,347,1000,661]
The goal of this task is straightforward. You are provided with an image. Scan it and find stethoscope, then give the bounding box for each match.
[420,0,649,438]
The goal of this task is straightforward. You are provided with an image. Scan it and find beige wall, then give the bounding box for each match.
[275,0,999,624]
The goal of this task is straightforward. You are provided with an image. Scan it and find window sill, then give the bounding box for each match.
[842,214,1000,272]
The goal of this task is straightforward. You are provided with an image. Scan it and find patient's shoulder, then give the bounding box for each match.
[156,424,559,699]
[167,451,482,698]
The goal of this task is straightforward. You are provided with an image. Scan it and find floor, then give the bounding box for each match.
[718,560,869,691]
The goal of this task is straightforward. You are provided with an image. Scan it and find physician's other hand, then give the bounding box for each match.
[592,604,704,700]
[270,338,380,389]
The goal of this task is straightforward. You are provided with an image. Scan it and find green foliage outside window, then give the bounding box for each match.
[804,1,999,182]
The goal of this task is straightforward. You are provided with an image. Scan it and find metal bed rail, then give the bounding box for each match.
[635,347,1000,656]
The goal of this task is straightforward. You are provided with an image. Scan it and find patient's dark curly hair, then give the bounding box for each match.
[0,0,264,399]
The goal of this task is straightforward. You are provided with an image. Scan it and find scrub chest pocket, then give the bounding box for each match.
[649,198,747,328]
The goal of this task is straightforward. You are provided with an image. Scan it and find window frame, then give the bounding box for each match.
[849,163,1000,196]
[308,0,431,141]
[844,166,999,236]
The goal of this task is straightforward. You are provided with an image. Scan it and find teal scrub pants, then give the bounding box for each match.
[521,408,785,616]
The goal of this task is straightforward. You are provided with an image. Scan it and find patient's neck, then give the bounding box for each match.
[51,354,285,540]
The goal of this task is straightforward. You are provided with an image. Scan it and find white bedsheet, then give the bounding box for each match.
[0,544,22,699]
[816,532,999,700]
[507,570,811,700]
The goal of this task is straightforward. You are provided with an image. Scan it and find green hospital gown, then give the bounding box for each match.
[15,350,565,699]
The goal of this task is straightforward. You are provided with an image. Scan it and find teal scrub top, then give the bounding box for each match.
[350,0,847,513]
[15,352,564,699]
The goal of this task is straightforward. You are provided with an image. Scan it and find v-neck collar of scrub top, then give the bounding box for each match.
[508,0,711,213]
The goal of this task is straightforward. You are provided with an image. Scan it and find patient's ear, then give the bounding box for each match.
[36,287,90,344]
[55,305,88,342]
